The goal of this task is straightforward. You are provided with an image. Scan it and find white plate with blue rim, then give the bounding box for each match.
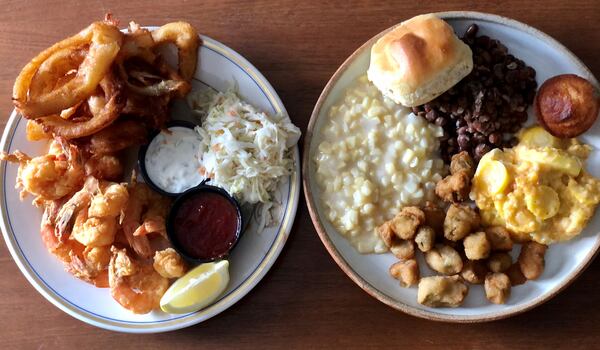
[0,30,300,333]
[303,11,600,322]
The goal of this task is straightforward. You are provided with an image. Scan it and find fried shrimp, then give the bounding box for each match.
[153,248,187,278]
[122,175,171,258]
[109,247,169,314]
[0,141,84,203]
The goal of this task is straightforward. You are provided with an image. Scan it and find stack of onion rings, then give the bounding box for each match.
[14,18,199,141]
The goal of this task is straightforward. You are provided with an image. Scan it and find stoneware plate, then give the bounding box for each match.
[0,30,300,333]
[303,11,600,322]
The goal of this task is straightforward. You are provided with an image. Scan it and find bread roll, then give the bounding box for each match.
[367,14,473,107]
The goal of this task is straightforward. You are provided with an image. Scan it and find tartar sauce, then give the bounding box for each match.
[145,126,203,194]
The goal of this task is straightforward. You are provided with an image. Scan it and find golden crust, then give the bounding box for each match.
[535,74,600,138]
[367,14,473,106]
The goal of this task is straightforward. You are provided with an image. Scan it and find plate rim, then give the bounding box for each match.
[0,34,301,333]
[302,10,600,323]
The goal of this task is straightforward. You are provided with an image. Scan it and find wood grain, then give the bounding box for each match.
[0,0,599,348]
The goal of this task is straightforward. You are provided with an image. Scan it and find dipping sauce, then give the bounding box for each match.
[172,192,240,260]
[145,126,203,194]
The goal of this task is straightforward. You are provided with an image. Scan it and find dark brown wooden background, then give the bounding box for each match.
[1,1,599,348]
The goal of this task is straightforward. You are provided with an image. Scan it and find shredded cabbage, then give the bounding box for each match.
[187,88,300,206]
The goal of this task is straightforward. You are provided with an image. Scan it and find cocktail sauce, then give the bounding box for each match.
[172,192,240,260]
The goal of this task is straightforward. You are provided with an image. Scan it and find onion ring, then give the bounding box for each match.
[38,69,125,139]
[13,21,123,118]
[150,22,199,81]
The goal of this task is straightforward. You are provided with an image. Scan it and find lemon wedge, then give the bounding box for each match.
[160,260,230,314]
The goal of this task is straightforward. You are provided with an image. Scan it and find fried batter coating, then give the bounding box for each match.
[505,263,527,286]
[390,240,415,260]
[415,226,435,252]
[436,151,475,203]
[487,252,512,273]
[425,245,463,275]
[463,231,491,260]
[390,206,425,240]
[460,260,488,284]
[389,259,419,287]
[444,204,480,241]
[422,201,445,234]
[153,248,187,278]
[450,151,475,178]
[417,275,468,308]
[435,170,471,203]
[518,241,547,280]
[485,226,514,251]
[484,272,511,304]
[376,221,395,247]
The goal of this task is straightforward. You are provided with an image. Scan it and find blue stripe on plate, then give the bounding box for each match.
[4,44,290,324]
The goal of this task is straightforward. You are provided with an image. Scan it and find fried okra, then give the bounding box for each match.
[505,263,527,286]
[422,201,445,234]
[415,226,435,252]
[390,240,415,260]
[485,226,514,251]
[484,272,511,304]
[518,242,547,280]
[450,151,475,178]
[376,221,395,247]
[390,206,425,240]
[460,260,488,284]
[463,231,491,260]
[436,152,475,203]
[487,252,512,273]
[425,245,463,275]
[444,204,480,241]
[389,259,420,287]
[417,275,468,307]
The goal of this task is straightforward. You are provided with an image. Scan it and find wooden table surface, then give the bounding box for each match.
[1,0,600,348]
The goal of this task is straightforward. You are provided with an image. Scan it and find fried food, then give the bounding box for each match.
[13,21,123,118]
[390,206,425,240]
[484,226,513,251]
[122,177,171,258]
[376,221,395,247]
[389,259,419,287]
[84,154,124,181]
[487,252,512,273]
[150,22,199,81]
[0,141,84,203]
[443,204,480,241]
[518,242,547,280]
[535,74,600,138]
[86,119,148,155]
[414,226,435,252]
[422,201,445,234]
[26,120,51,141]
[390,240,415,260]
[460,260,488,284]
[417,275,468,308]
[153,248,187,279]
[424,245,463,275]
[484,272,511,304]
[449,151,475,178]
[109,247,169,314]
[4,17,200,314]
[505,263,527,286]
[436,151,474,203]
[37,69,125,139]
[463,231,491,260]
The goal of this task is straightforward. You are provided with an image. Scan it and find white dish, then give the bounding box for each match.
[0,32,300,332]
[304,11,600,322]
